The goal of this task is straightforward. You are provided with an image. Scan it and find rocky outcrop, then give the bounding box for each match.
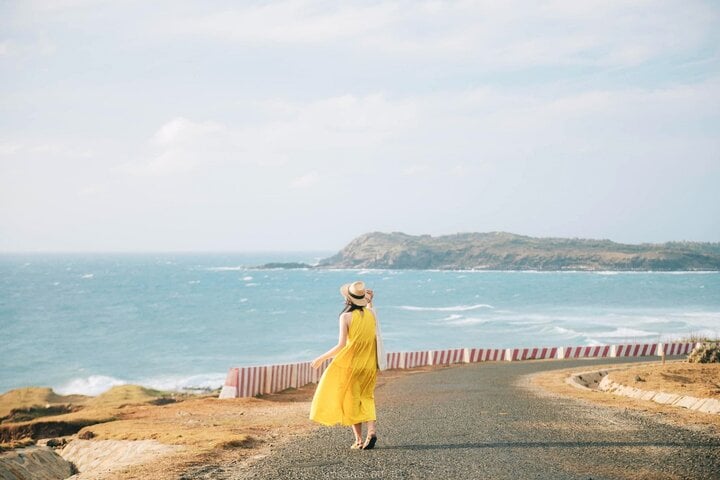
[0,446,75,480]
[61,439,180,479]
[318,231,720,271]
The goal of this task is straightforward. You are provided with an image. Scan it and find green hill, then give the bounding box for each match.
[317,232,720,271]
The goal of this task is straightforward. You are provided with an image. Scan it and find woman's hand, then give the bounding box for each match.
[311,356,324,369]
[366,289,374,304]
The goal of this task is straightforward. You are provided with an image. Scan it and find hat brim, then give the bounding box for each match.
[340,283,368,306]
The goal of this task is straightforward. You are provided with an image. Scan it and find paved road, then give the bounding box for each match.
[219,358,720,479]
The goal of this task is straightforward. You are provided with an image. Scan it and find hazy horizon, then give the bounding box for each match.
[2,1,719,252]
[2,229,719,255]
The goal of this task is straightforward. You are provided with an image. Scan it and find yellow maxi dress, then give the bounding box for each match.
[309,308,378,426]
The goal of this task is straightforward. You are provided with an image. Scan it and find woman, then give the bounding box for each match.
[309,281,386,450]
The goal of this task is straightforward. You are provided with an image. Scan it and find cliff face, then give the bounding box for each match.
[318,232,720,271]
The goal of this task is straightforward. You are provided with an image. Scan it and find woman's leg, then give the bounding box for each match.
[366,420,376,437]
[351,423,363,444]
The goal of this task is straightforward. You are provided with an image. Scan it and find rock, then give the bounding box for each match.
[254,262,313,269]
[0,446,74,480]
[45,438,66,448]
[77,431,94,440]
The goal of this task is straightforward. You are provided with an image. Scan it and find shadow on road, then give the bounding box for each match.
[381,440,720,450]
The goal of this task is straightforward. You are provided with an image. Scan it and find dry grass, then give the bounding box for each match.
[0,387,88,419]
[529,361,720,435]
[0,366,426,478]
[609,363,720,398]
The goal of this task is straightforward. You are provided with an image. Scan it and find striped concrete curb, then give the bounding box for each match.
[598,376,720,415]
[219,341,701,399]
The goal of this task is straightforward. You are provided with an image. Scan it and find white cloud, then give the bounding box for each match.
[0,141,92,158]
[402,164,430,176]
[0,142,23,155]
[77,184,105,196]
[116,117,232,176]
[291,172,320,188]
[115,95,416,176]
[157,0,718,68]
[163,0,397,44]
[0,37,56,57]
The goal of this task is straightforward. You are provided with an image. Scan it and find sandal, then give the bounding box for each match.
[350,439,363,450]
[362,434,377,450]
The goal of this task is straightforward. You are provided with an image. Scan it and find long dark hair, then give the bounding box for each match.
[340,300,365,316]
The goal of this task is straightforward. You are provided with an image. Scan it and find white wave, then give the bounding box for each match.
[206,266,245,271]
[53,372,227,396]
[139,372,226,392]
[398,304,494,312]
[81,273,94,279]
[239,298,248,303]
[535,325,584,339]
[55,375,127,396]
[442,317,490,326]
[188,280,200,284]
[593,327,658,338]
[553,326,579,336]
[594,271,619,276]
[242,276,253,281]
[245,283,258,287]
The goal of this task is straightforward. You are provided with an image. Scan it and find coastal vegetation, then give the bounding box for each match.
[316,231,720,271]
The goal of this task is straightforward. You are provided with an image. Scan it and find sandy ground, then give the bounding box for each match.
[0,368,417,480]
[607,362,720,399]
[530,360,720,434]
[3,361,718,479]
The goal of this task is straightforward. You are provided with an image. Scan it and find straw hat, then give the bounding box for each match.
[340,281,368,307]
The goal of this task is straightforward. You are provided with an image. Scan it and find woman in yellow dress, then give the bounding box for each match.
[310,281,385,450]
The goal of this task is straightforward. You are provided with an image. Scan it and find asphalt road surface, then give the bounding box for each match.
[208,357,720,479]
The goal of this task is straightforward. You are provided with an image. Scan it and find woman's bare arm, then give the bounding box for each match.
[311,313,350,368]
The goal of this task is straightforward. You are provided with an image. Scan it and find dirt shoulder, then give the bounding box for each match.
[0,367,421,479]
[607,363,720,399]
[529,360,720,435]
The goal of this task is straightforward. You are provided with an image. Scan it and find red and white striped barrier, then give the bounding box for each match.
[219,367,240,399]
[294,362,309,388]
[661,342,697,356]
[506,346,558,361]
[218,365,267,398]
[615,343,658,357]
[429,348,465,365]
[266,363,294,393]
[403,350,430,368]
[386,352,403,370]
[467,348,504,362]
[562,345,611,359]
[219,340,702,398]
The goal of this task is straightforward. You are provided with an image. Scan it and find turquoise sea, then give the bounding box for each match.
[1,253,719,396]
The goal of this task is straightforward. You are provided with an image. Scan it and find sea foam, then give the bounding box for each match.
[53,372,227,396]
[398,304,494,312]
[55,375,127,396]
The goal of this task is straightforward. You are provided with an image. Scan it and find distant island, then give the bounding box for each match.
[258,232,720,271]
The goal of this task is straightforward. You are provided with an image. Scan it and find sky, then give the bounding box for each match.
[1,0,719,252]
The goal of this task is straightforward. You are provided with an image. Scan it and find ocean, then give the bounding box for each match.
[1,253,718,396]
